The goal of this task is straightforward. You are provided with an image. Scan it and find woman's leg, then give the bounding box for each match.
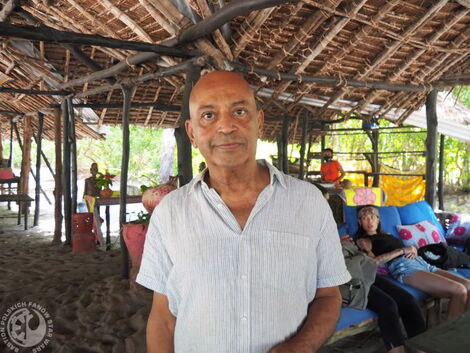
[404,270,468,319]
[374,275,426,338]
[367,283,405,352]
[433,270,470,310]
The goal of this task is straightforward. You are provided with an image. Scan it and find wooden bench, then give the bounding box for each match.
[0,176,20,210]
[0,194,34,230]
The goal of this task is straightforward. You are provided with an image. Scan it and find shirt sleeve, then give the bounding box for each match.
[136,212,173,294]
[315,200,351,288]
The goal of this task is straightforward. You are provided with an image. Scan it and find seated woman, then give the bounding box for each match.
[341,236,426,353]
[356,205,470,320]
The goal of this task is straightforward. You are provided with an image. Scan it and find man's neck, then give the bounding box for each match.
[206,161,269,195]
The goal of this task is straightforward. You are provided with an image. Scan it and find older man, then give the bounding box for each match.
[137,71,350,353]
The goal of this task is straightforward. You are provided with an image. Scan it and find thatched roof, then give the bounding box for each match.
[0,0,469,142]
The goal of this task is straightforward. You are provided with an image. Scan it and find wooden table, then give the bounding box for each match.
[94,196,142,246]
[0,194,34,230]
[406,311,470,353]
[0,177,20,210]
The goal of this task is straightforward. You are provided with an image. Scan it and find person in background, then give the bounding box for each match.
[137,71,350,353]
[84,162,100,197]
[320,148,345,185]
[356,205,470,321]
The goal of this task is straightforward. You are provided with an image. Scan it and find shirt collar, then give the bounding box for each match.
[190,159,287,192]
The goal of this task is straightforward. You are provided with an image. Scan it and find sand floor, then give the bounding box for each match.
[0,204,392,353]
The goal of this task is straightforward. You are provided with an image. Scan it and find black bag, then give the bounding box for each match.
[418,242,470,270]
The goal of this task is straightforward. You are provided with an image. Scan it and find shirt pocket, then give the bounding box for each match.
[251,230,314,291]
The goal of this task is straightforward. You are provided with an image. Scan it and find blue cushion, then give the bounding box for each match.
[335,307,377,331]
[397,201,445,239]
[387,278,430,301]
[343,205,401,238]
[448,268,470,279]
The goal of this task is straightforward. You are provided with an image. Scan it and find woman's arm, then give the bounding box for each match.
[356,238,417,265]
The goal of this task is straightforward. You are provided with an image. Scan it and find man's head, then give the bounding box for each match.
[322,148,333,162]
[90,162,98,176]
[185,71,264,170]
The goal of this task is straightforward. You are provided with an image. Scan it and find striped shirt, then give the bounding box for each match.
[137,160,350,353]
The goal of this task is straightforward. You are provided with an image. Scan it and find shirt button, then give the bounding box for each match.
[217,203,223,209]
[241,316,248,322]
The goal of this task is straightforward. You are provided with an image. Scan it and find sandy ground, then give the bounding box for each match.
[0,205,152,353]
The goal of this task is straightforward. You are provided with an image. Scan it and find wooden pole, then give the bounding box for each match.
[298,111,308,180]
[281,115,289,174]
[120,85,132,279]
[425,90,438,208]
[438,134,445,210]
[0,123,3,164]
[0,87,69,95]
[276,134,283,171]
[67,97,78,214]
[53,108,63,243]
[49,101,180,111]
[20,115,32,214]
[62,100,72,245]
[33,112,44,227]
[372,130,380,187]
[175,64,200,186]
[32,135,55,178]
[8,118,13,167]
[0,23,199,58]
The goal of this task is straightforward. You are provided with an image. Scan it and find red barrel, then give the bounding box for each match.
[72,232,96,253]
[123,223,149,289]
[72,213,94,233]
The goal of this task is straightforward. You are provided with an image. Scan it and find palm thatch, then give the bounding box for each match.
[0,0,469,142]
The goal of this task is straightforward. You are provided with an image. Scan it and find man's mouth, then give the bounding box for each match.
[216,143,242,150]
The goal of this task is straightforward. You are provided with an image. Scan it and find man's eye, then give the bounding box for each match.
[234,109,246,116]
[202,112,215,120]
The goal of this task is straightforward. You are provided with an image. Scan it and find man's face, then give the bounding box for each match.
[186,71,264,170]
[322,150,333,158]
[90,163,98,176]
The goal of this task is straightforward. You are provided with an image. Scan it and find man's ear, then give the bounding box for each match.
[185,119,197,148]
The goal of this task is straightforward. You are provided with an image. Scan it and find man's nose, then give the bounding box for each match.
[217,111,237,134]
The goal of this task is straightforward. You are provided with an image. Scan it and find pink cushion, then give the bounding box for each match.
[396,220,445,248]
[0,168,15,179]
[446,214,470,246]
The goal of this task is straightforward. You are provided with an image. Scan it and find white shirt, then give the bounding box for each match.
[137,160,350,353]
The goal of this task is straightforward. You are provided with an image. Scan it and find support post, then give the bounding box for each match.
[438,134,445,210]
[298,111,308,180]
[33,112,44,226]
[425,90,438,208]
[175,64,200,186]
[20,115,32,214]
[8,117,13,167]
[53,108,63,243]
[321,133,326,152]
[276,134,283,171]
[67,97,78,214]
[62,100,72,245]
[120,85,132,279]
[281,115,289,174]
[0,125,3,163]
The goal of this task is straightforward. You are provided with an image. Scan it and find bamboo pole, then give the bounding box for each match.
[33,112,44,227]
[425,91,438,208]
[53,108,63,243]
[120,85,132,279]
[298,110,308,180]
[8,118,13,167]
[281,115,289,174]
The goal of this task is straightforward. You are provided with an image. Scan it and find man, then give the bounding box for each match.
[320,148,345,184]
[137,71,350,353]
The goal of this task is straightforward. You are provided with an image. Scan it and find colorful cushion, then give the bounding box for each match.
[0,168,15,179]
[446,214,470,246]
[396,220,443,248]
[397,201,445,240]
[343,187,383,206]
[343,205,401,239]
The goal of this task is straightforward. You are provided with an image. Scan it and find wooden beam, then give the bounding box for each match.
[175,64,200,186]
[425,91,438,208]
[53,108,63,243]
[0,23,199,58]
[49,101,180,111]
[119,85,132,279]
[33,112,44,227]
[0,87,69,95]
